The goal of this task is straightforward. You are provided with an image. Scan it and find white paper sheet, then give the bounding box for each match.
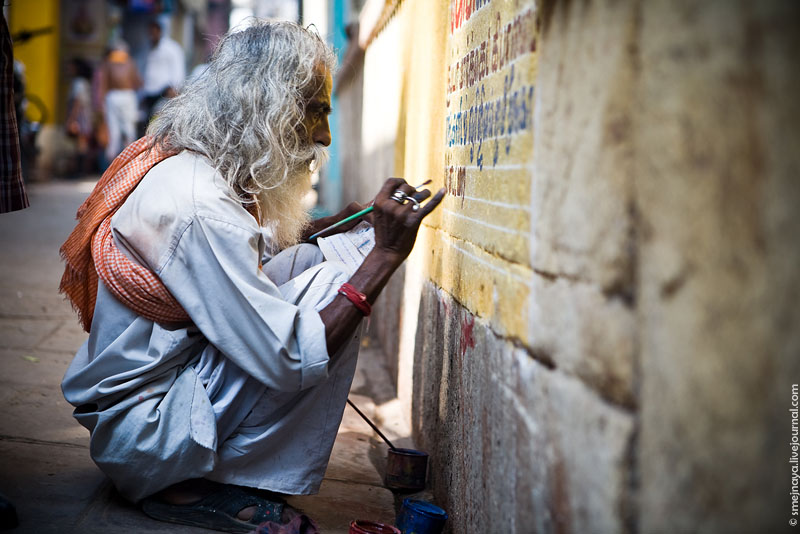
[316,221,375,276]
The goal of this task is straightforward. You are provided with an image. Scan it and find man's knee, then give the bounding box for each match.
[277,257,350,309]
[288,243,325,275]
[263,243,324,285]
[315,260,350,287]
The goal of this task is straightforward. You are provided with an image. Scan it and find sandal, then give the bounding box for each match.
[141,485,284,533]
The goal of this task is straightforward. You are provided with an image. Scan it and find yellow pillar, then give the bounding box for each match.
[7,0,60,124]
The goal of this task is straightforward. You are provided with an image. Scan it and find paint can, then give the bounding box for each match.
[396,499,448,534]
[349,519,401,534]
[384,448,429,491]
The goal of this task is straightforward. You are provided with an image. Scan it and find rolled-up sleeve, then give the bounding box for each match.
[157,214,329,391]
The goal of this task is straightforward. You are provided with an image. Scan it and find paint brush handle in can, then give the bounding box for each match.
[346,398,397,450]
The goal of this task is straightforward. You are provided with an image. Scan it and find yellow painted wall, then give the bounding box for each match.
[401,0,539,345]
[8,0,60,124]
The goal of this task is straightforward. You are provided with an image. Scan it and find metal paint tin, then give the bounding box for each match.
[349,519,401,534]
[384,448,429,491]
[396,499,448,534]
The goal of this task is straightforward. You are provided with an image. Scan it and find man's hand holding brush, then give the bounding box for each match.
[305,178,437,241]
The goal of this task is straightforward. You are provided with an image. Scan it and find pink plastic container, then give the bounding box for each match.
[349,519,401,534]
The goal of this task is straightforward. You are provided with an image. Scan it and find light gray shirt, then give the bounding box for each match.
[61,151,330,500]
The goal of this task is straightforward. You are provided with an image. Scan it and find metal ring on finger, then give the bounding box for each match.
[407,197,420,211]
[390,189,408,204]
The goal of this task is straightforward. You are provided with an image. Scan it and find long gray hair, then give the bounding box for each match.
[147,20,336,204]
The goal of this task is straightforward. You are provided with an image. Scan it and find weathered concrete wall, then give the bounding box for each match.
[335,44,365,214]
[337,0,800,532]
[414,283,634,533]
[635,2,800,532]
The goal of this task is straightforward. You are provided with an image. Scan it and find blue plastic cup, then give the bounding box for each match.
[396,499,448,534]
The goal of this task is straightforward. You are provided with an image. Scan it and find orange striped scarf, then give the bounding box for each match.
[59,137,188,332]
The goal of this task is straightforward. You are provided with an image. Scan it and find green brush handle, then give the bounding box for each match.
[308,206,374,241]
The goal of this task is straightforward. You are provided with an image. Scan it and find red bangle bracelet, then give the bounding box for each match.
[338,283,372,316]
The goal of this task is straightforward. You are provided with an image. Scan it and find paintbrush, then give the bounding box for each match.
[347,398,397,450]
[308,179,432,241]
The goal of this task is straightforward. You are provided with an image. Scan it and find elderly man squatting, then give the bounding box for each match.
[59,21,444,532]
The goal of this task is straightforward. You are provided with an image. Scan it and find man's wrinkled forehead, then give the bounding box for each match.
[304,66,332,102]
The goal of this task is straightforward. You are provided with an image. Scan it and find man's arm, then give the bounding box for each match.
[129,60,143,90]
[97,63,108,104]
[319,178,445,355]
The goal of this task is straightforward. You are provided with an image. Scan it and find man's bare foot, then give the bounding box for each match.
[155,479,258,521]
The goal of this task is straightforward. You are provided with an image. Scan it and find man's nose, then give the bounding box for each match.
[314,118,331,147]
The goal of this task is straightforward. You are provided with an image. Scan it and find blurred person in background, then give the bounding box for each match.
[1,9,27,213]
[140,19,184,132]
[65,58,93,178]
[98,41,140,163]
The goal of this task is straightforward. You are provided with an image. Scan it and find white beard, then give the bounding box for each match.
[257,167,312,252]
[257,145,328,251]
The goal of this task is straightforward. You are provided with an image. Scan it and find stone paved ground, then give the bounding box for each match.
[0,179,418,533]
